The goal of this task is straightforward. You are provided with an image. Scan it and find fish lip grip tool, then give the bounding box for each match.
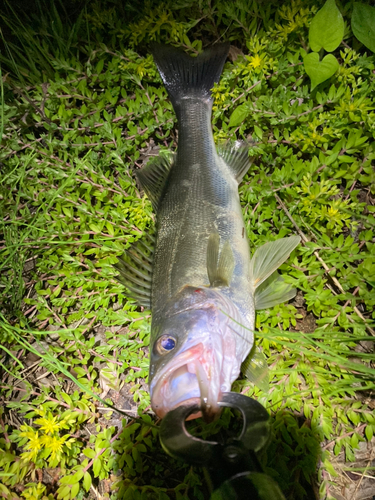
[160,392,286,499]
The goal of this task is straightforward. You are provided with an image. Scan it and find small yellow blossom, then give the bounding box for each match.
[20,425,38,440]
[249,54,262,69]
[34,408,46,418]
[327,206,339,218]
[42,434,71,460]
[34,413,61,435]
[20,428,42,461]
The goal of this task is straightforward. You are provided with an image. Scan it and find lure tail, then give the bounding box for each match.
[150,43,229,113]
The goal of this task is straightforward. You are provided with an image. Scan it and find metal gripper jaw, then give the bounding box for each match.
[160,392,287,499]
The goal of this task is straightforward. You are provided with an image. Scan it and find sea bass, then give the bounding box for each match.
[116,44,300,420]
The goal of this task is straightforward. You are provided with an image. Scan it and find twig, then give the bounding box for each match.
[354,447,375,496]
[280,101,330,123]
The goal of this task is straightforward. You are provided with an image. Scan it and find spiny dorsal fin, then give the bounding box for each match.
[255,271,297,310]
[249,235,300,291]
[217,141,253,183]
[114,234,154,308]
[207,232,235,287]
[136,155,174,212]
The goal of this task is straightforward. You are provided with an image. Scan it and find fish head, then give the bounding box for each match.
[149,286,252,420]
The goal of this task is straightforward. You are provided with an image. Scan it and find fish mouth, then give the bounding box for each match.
[150,342,222,420]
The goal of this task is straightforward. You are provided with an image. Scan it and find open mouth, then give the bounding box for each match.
[150,342,221,420]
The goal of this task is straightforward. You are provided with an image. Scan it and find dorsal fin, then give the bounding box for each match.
[207,232,235,287]
[114,234,154,308]
[136,155,174,212]
[217,141,253,183]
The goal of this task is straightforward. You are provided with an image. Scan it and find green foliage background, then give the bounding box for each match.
[0,1,374,499]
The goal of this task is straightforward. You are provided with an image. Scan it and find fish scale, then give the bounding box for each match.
[115,43,300,419]
[154,105,250,307]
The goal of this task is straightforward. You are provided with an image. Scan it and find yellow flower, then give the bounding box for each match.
[43,434,71,460]
[327,206,339,218]
[20,425,38,440]
[34,413,61,434]
[249,54,262,69]
[21,430,42,461]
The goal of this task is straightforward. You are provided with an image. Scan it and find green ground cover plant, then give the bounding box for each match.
[0,0,374,499]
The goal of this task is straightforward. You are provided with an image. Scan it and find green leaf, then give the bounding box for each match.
[57,486,70,500]
[93,457,102,477]
[62,207,73,217]
[106,221,115,236]
[59,476,74,485]
[61,392,72,406]
[352,3,375,53]
[73,366,87,377]
[83,448,96,459]
[70,482,80,499]
[96,59,104,74]
[304,53,339,91]
[228,104,249,127]
[71,470,84,483]
[253,125,263,140]
[309,0,344,52]
[365,425,373,442]
[323,459,337,477]
[83,472,92,492]
[89,223,101,233]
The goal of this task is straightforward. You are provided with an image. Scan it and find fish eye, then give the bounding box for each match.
[156,335,176,354]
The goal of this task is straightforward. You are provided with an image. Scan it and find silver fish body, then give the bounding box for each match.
[116,44,300,419]
[148,44,254,419]
[152,100,254,328]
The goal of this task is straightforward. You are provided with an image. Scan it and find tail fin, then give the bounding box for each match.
[150,43,229,108]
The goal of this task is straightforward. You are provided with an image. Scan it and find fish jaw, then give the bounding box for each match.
[149,288,250,420]
[150,336,232,421]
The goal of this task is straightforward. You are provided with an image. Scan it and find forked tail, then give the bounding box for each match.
[150,43,230,113]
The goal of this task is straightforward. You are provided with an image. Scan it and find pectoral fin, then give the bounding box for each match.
[207,233,235,287]
[250,236,300,290]
[255,271,297,310]
[241,346,269,392]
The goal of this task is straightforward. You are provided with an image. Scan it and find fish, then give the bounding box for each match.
[115,43,300,420]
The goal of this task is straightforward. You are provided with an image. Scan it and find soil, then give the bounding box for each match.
[330,439,375,500]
